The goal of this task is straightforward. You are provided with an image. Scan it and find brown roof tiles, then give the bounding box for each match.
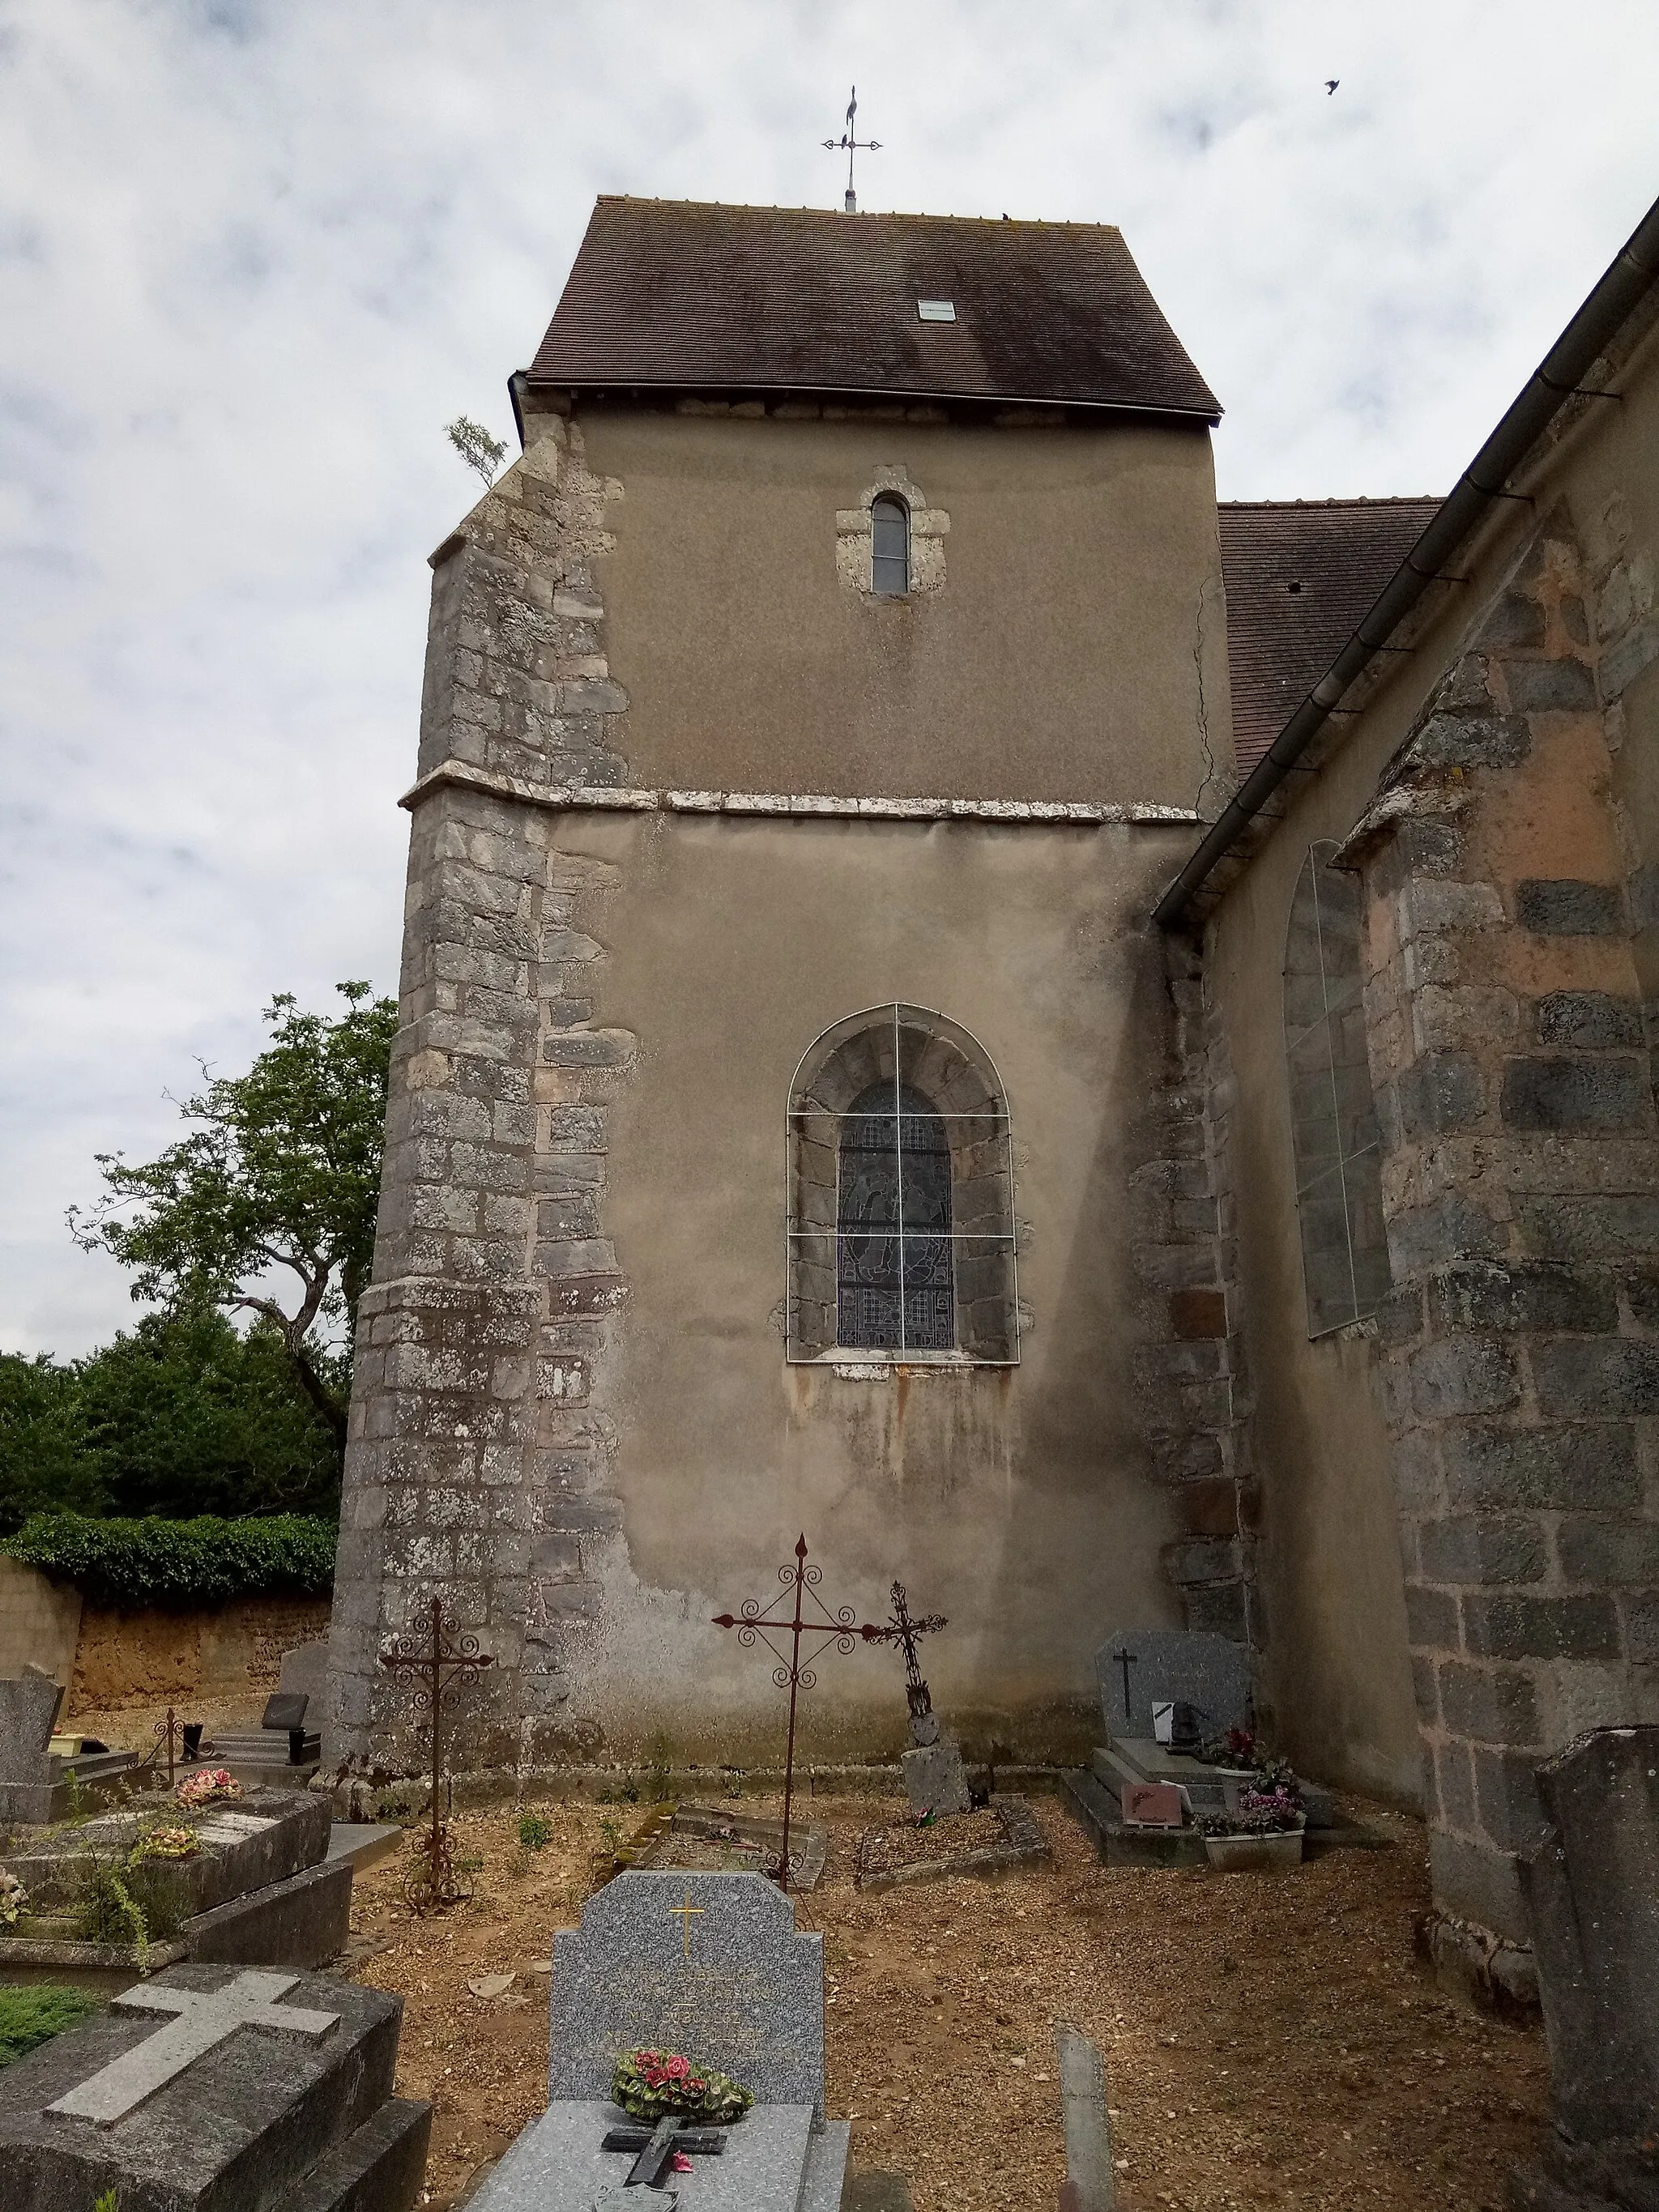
[1218,497,1444,774]
[527,198,1221,418]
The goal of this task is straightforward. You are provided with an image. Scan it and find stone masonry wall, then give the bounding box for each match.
[326,425,637,1774]
[1132,932,1260,1660]
[1341,508,1659,1946]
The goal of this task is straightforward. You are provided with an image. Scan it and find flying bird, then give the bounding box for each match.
[1325,79,1339,93]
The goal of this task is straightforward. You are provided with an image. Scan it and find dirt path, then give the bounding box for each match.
[345,1788,1549,2211]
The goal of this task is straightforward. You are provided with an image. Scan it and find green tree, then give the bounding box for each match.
[444,414,508,486]
[68,983,398,1453]
[0,1353,106,1530]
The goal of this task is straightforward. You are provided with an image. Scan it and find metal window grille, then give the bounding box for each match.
[1284,842,1392,1336]
[786,1003,1018,1363]
[870,495,909,596]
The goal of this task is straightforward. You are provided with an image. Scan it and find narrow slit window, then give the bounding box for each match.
[871,495,909,596]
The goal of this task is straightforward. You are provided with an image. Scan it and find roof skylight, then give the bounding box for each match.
[916,299,956,322]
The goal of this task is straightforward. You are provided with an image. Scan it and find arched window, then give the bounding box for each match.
[1285,842,1391,1336]
[787,1005,1017,1362]
[838,1082,953,1350]
[870,494,910,595]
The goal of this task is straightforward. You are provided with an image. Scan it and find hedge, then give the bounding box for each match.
[0,1512,337,1610]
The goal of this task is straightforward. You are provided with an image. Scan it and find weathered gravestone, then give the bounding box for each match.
[1094,1629,1252,1742]
[0,1962,429,2211]
[467,1870,850,2212]
[0,1665,143,1825]
[1510,1726,1659,2210]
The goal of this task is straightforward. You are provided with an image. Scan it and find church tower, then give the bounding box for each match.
[326,198,1233,1774]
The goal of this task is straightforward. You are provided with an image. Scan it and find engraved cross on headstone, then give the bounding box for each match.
[1112,1646,1138,1723]
[47,1970,340,2126]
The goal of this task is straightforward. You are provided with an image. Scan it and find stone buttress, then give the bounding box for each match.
[326,427,635,1773]
[1341,507,1659,1954]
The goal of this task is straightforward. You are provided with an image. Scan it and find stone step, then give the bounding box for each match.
[284,2094,431,2212]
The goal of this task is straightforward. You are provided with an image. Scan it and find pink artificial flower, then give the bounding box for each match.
[672,2154,693,2173]
[665,2055,691,2080]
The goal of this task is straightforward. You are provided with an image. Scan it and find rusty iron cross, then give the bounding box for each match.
[379,1595,494,1913]
[712,1534,876,1890]
[860,1580,948,1724]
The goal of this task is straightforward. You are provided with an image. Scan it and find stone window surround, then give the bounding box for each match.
[835,468,949,600]
[785,1003,1018,1366]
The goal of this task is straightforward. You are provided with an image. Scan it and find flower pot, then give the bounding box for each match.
[1201,1822,1305,1872]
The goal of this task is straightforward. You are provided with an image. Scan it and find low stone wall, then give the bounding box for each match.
[66,1592,331,1714]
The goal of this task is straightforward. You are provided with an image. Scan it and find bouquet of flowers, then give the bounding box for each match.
[612,2048,753,2126]
[130,1825,201,1862]
[1196,1754,1305,1837]
[0,1869,29,1925]
[175,1768,241,1809]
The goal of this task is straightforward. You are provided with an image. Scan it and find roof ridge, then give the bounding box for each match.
[591,194,1123,232]
[1219,494,1443,510]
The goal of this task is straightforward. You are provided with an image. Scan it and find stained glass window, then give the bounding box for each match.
[786,1004,1018,1364]
[1285,842,1392,1336]
[837,1082,954,1351]
[871,495,909,596]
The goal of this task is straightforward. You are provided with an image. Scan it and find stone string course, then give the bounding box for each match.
[1342,507,1659,1945]
[400,761,1200,827]
[329,427,636,1772]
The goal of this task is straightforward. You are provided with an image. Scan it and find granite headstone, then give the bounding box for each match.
[547,1869,825,2119]
[0,1667,62,1791]
[469,1869,849,2212]
[0,1962,429,2212]
[1094,1629,1252,1742]
[1520,1727,1659,2159]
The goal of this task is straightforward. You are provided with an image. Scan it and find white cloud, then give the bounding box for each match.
[2,0,1655,1352]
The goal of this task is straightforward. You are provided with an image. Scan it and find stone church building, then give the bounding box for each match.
[328,190,1659,1963]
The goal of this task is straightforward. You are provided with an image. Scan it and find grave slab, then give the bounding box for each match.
[184,1852,352,1968]
[7,1784,330,1922]
[1094,1630,1252,1741]
[463,2099,849,2212]
[0,1962,426,2212]
[548,1869,825,2120]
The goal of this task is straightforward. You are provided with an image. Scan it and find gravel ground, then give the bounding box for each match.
[343,1788,1549,2212]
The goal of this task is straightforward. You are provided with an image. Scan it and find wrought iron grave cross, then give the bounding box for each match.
[860,1580,948,1728]
[378,1595,493,1913]
[823,85,881,212]
[712,1534,871,1890]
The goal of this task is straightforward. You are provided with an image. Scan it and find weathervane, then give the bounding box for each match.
[823,85,880,212]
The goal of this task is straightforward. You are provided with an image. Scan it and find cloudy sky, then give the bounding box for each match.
[3,0,1656,1358]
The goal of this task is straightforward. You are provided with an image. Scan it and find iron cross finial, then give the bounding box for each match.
[823,84,881,212]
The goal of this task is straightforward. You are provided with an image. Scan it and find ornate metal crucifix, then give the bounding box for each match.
[859,1581,947,1734]
[712,1534,870,1890]
[379,1594,494,1913]
[823,84,881,212]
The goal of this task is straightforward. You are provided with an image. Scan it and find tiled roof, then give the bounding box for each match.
[526,198,1221,418]
[1219,498,1444,774]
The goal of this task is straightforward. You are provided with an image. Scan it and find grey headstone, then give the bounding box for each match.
[1520,1724,1659,2145]
[1094,1629,1252,1741]
[279,1639,331,1703]
[463,2101,849,2212]
[0,1668,64,1783]
[548,1871,825,2119]
[0,1962,429,2212]
[901,1739,971,1818]
[263,1691,310,1731]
